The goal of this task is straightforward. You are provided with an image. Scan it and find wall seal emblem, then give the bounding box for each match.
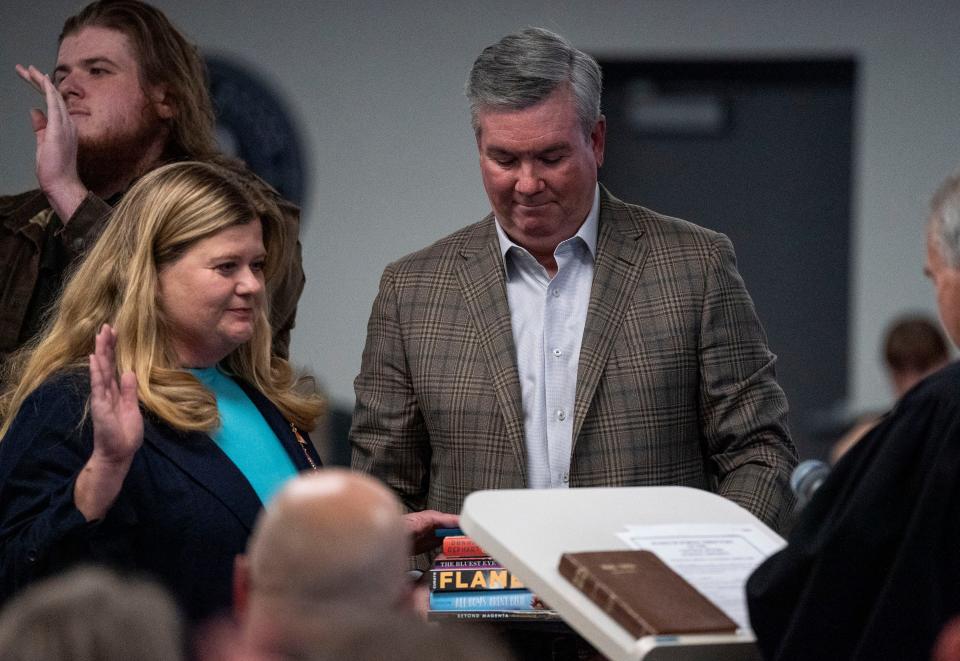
[206,55,307,211]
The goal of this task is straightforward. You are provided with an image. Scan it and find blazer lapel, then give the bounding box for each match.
[572,188,649,445]
[454,217,528,480]
[143,420,262,533]
[141,382,320,533]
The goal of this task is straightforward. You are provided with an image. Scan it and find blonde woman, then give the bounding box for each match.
[0,161,324,622]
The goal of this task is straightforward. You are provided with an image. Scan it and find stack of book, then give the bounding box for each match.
[427,531,558,622]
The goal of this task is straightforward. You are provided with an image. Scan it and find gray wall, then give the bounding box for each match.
[3,0,959,417]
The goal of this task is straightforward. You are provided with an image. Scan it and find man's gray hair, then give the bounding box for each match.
[465,27,602,138]
[930,172,960,267]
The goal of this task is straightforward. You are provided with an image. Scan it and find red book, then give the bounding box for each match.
[441,535,486,558]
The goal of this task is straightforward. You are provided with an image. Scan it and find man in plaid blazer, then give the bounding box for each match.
[351,28,797,534]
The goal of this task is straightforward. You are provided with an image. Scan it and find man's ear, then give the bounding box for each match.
[591,114,607,168]
[233,554,250,620]
[150,85,175,120]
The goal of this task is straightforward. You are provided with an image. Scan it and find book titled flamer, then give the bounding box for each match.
[558,550,738,639]
[431,566,525,592]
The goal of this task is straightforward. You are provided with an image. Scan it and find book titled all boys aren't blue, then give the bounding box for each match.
[428,589,539,612]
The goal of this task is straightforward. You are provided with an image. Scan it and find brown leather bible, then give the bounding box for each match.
[558,550,738,639]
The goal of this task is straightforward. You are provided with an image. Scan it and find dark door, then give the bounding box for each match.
[598,59,856,459]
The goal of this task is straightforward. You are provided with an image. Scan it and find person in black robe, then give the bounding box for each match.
[747,171,960,660]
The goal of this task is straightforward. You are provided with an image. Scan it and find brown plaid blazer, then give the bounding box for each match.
[351,187,797,532]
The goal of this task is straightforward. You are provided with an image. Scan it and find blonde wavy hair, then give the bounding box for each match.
[0,161,323,437]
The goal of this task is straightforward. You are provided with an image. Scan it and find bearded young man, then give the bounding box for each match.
[0,0,304,368]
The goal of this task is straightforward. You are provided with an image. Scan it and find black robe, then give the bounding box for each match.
[746,361,960,660]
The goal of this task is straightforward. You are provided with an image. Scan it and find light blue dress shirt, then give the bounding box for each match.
[189,366,298,505]
[494,186,600,489]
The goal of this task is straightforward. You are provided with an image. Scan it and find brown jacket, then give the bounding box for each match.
[0,164,304,367]
[351,187,797,533]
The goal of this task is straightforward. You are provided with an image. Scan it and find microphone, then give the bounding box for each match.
[790,459,830,509]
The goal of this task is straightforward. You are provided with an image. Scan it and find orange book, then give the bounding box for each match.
[441,535,486,558]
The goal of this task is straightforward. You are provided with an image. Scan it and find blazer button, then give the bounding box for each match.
[71,237,84,251]
[26,548,38,563]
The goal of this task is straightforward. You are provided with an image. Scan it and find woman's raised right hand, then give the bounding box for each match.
[74,324,143,521]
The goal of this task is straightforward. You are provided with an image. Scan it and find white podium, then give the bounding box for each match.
[460,486,783,661]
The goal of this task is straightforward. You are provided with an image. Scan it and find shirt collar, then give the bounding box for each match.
[495,185,600,268]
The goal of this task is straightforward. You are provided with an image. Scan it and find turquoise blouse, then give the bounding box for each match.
[189,366,297,505]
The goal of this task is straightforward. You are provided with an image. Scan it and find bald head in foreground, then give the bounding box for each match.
[233,470,415,656]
